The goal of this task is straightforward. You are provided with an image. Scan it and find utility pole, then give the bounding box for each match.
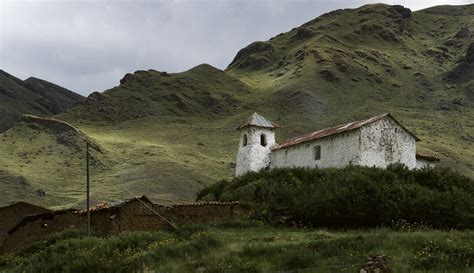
[86,141,91,236]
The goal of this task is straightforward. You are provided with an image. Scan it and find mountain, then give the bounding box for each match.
[226,3,474,175]
[0,3,472,208]
[0,70,84,132]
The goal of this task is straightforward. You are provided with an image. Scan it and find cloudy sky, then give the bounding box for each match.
[0,0,471,95]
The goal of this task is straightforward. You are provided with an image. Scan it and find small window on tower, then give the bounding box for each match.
[314,145,321,160]
[243,134,248,147]
[260,134,267,147]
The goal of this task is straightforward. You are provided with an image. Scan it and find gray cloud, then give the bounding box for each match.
[0,0,471,95]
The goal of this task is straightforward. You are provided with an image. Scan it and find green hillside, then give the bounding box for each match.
[226,3,474,175]
[0,3,472,208]
[0,70,84,132]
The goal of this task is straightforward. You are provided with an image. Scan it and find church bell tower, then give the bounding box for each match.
[235,112,279,176]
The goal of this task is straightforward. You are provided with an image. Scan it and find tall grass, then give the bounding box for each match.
[1,221,473,273]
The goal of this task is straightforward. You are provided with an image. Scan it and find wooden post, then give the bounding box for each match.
[86,141,91,236]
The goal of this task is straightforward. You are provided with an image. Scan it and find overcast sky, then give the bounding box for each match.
[0,0,471,96]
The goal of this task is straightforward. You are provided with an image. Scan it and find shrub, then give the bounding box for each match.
[197,165,474,228]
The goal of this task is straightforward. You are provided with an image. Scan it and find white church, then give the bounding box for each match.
[235,112,439,176]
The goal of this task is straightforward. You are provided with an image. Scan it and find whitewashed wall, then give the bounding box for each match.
[416,159,435,169]
[270,129,361,169]
[236,116,419,176]
[359,117,417,169]
[235,126,275,176]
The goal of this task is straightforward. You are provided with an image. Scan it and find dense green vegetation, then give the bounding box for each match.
[0,3,473,208]
[198,165,474,229]
[1,221,473,272]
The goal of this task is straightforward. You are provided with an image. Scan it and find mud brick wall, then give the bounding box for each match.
[1,200,244,253]
[0,202,51,251]
[111,201,169,233]
[1,210,81,253]
[0,202,50,235]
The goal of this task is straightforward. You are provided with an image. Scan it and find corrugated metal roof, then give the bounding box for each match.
[416,153,440,162]
[273,113,419,150]
[236,112,280,130]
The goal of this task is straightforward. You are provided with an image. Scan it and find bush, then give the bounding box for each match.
[197,165,474,228]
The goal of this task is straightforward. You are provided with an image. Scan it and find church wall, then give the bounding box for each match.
[236,126,275,176]
[270,129,361,169]
[359,117,416,169]
[416,158,435,169]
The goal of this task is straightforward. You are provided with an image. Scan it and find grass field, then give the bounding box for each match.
[1,220,473,272]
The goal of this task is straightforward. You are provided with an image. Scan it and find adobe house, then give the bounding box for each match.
[0,202,51,250]
[1,196,244,253]
[2,209,79,253]
[236,112,440,176]
[0,202,51,235]
[74,196,170,233]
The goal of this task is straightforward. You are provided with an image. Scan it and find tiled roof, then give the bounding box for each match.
[273,113,419,150]
[75,195,155,215]
[416,153,440,162]
[172,201,239,207]
[236,112,280,130]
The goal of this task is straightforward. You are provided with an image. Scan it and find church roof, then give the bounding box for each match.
[416,153,440,162]
[273,113,419,150]
[236,112,280,130]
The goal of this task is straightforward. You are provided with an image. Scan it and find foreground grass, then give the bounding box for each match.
[1,221,473,273]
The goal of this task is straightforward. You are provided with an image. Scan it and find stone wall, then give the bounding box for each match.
[236,126,276,176]
[269,116,417,170]
[359,117,416,169]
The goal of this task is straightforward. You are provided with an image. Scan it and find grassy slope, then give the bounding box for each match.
[0,71,84,132]
[1,223,473,272]
[0,65,254,208]
[0,4,472,208]
[227,3,474,176]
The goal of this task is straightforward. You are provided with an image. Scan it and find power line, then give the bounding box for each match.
[121,186,179,231]
[86,141,91,236]
[85,145,179,231]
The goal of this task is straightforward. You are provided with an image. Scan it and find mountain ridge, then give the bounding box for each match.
[0,70,84,132]
[0,3,472,208]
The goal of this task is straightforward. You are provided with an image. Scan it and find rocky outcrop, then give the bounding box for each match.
[393,5,412,19]
[120,73,134,85]
[291,27,314,41]
[466,42,474,63]
[320,68,340,82]
[227,42,275,70]
[444,42,474,80]
[455,27,471,38]
[360,255,391,273]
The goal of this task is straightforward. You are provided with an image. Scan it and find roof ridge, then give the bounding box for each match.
[236,112,280,130]
[274,113,418,150]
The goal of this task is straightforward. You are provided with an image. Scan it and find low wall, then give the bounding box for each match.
[1,210,80,253]
[1,200,244,253]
